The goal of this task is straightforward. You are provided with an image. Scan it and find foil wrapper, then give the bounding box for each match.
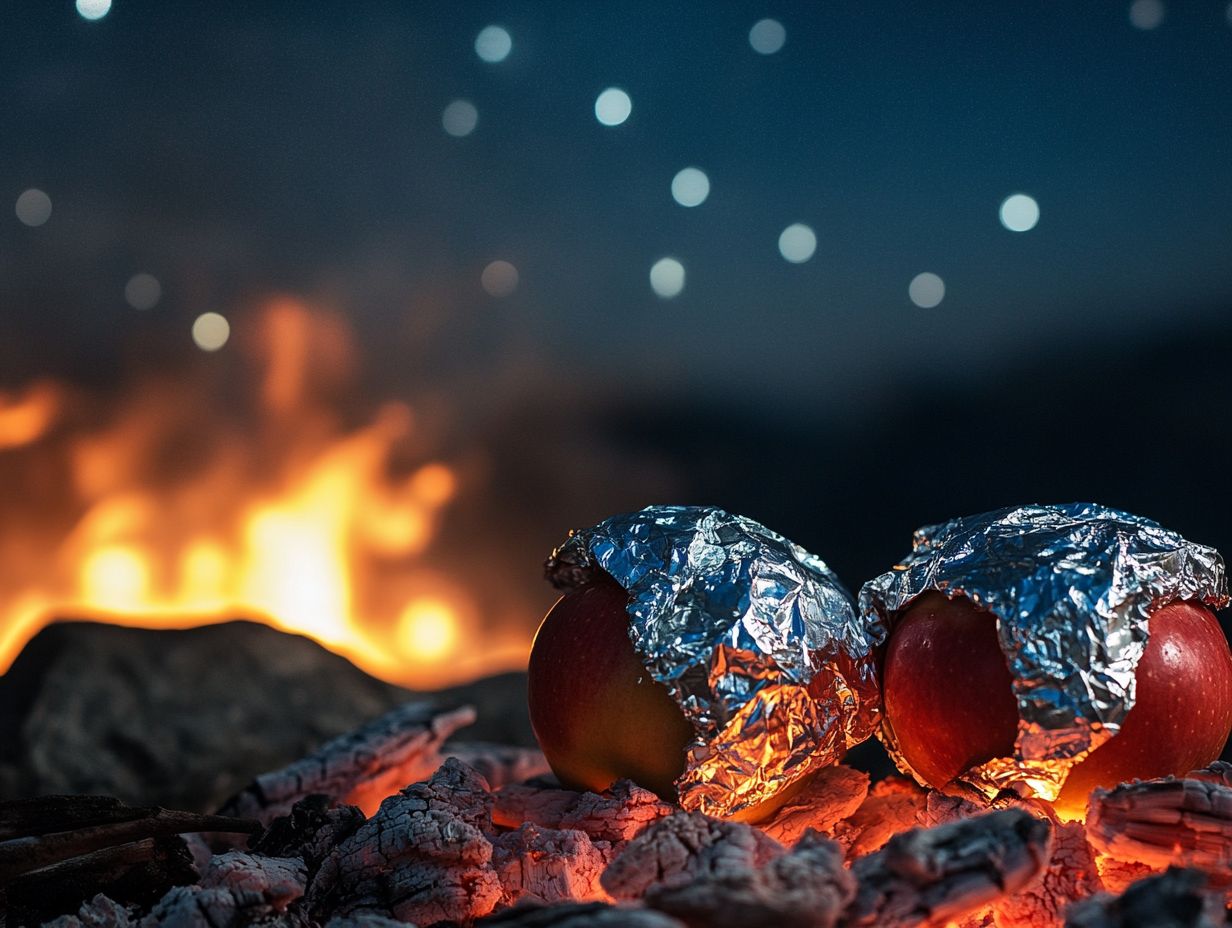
[861,502,1228,799]
[545,505,881,818]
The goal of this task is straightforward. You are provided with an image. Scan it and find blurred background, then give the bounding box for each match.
[2,0,1231,695]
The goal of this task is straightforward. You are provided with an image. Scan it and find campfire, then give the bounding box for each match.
[0,297,530,690]
[3,698,1231,928]
[1,361,1230,927]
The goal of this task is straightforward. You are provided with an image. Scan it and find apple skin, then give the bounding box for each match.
[527,573,695,800]
[882,591,1019,790]
[1053,599,1232,817]
[882,592,1232,818]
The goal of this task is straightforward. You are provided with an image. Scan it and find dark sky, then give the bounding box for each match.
[2,0,1231,414]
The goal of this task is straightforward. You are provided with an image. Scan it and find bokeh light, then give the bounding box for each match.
[908,272,946,308]
[15,189,52,227]
[192,312,231,351]
[1129,0,1165,30]
[475,25,512,63]
[778,223,817,263]
[442,100,479,137]
[481,260,519,298]
[670,167,710,207]
[124,273,162,310]
[75,0,111,21]
[649,257,685,298]
[594,88,632,126]
[999,194,1040,232]
[749,19,787,55]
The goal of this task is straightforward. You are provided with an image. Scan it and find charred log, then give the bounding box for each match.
[492,781,674,844]
[0,797,159,841]
[829,777,928,858]
[200,852,307,910]
[139,883,308,928]
[444,743,551,790]
[3,836,193,927]
[0,797,257,885]
[844,808,1053,928]
[600,812,783,903]
[493,824,608,907]
[476,901,685,927]
[38,894,135,928]
[1085,778,1232,877]
[220,703,476,824]
[992,821,1101,928]
[320,916,412,928]
[251,795,365,882]
[646,831,856,928]
[1063,867,1225,928]
[1186,761,1232,789]
[307,757,502,926]
[758,766,869,846]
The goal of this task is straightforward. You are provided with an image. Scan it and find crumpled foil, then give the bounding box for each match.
[545,505,881,818]
[861,502,1228,799]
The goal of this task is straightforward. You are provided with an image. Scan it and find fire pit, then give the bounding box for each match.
[2,450,1230,928]
[3,695,1230,928]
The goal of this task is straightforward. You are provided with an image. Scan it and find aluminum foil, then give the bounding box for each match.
[861,502,1228,799]
[545,505,881,818]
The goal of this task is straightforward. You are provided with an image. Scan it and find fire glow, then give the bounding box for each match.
[0,297,530,687]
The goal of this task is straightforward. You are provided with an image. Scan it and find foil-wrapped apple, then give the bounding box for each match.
[529,505,882,820]
[862,502,1232,819]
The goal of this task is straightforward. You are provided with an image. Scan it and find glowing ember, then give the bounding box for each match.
[0,297,531,687]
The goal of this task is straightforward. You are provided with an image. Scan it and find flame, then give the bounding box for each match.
[0,297,532,688]
[0,381,60,450]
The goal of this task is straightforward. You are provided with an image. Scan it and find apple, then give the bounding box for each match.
[527,572,695,800]
[882,592,1232,818]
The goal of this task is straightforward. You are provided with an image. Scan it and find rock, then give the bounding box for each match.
[0,620,533,811]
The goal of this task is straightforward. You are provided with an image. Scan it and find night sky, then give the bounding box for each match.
[4,1,1231,414]
[2,1,1232,661]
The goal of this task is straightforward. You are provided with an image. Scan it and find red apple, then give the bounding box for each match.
[882,592,1232,818]
[527,573,695,799]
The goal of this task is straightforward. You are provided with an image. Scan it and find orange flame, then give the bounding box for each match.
[0,298,531,687]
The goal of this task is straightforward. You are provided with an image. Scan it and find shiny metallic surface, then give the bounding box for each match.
[861,502,1228,799]
[545,505,881,818]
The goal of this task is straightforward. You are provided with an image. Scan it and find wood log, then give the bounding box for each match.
[476,901,686,927]
[250,794,365,881]
[645,831,857,928]
[0,799,257,885]
[321,916,415,928]
[0,797,154,841]
[600,812,783,903]
[1092,858,1155,896]
[445,742,551,790]
[219,702,476,824]
[1186,760,1232,789]
[321,916,417,928]
[829,777,928,858]
[758,766,869,846]
[992,821,1102,928]
[1063,867,1224,928]
[1085,778,1232,877]
[140,884,302,928]
[844,808,1053,928]
[493,824,609,907]
[493,780,674,844]
[200,851,307,910]
[3,837,193,927]
[307,757,502,926]
[38,893,134,928]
